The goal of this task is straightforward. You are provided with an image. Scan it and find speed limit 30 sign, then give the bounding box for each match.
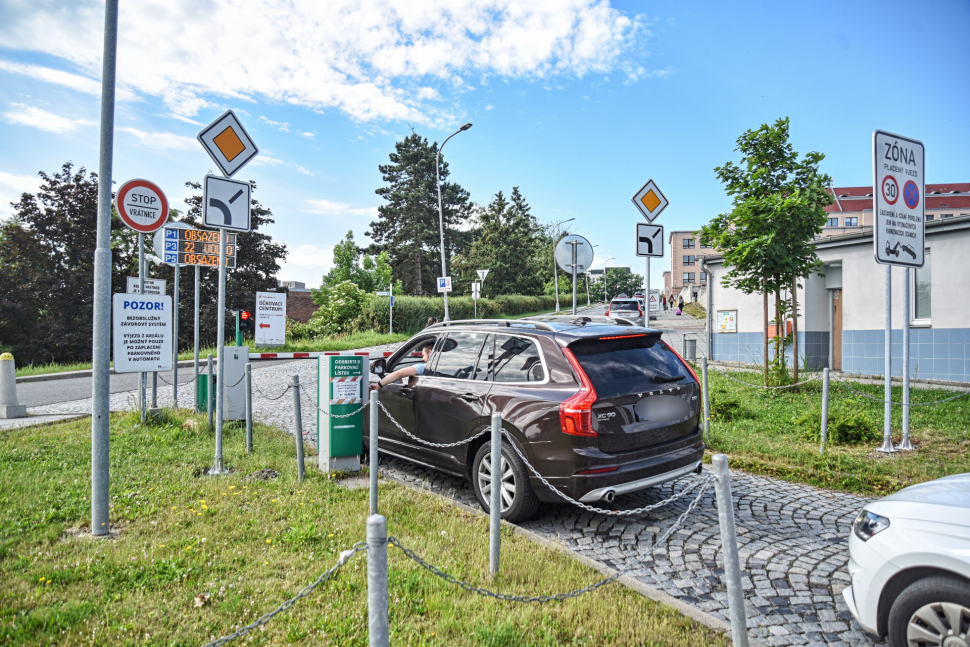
[873,131,924,267]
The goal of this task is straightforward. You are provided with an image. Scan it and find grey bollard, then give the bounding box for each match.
[701,357,711,438]
[820,368,830,455]
[207,354,214,430]
[292,375,305,481]
[367,514,389,647]
[0,353,27,419]
[151,372,157,408]
[245,363,253,454]
[369,389,379,516]
[712,454,749,647]
[490,413,502,577]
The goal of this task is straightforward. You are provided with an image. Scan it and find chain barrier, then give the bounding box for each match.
[390,476,711,603]
[378,400,491,447]
[501,429,710,516]
[200,542,365,647]
[708,364,821,390]
[832,378,970,407]
[251,381,292,401]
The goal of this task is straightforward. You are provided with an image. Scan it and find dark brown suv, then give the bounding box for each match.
[367,318,704,522]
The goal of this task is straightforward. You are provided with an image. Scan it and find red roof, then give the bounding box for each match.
[825,184,970,213]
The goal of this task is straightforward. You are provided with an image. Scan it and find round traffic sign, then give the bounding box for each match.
[881,175,899,205]
[555,234,594,274]
[903,181,919,209]
[116,179,169,233]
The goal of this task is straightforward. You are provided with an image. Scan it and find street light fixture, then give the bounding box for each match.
[436,122,473,321]
[550,217,575,313]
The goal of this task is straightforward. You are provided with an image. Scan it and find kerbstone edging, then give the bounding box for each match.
[378,469,769,647]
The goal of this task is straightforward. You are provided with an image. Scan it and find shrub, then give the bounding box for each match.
[794,398,880,445]
[709,387,749,422]
[303,281,368,336]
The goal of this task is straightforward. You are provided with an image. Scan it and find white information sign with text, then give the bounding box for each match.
[873,130,925,267]
[126,277,167,295]
[112,293,173,373]
[255,291,286,347]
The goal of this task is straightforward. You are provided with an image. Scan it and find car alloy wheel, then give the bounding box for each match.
[477,450,516,512]
[906,602,970,647]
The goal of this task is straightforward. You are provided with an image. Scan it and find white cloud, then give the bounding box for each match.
[2,103,93,133]
[296,166,314,176]
[250,155,284,167]
[301,131,316,138]
[259,116,290,132]
[485,104,493,111]
[280,243,335,285]
[304,198,377,218]
[116,126,198,150]
[0,171,42,219]
[0,59,137,101]
[0,0,647,124]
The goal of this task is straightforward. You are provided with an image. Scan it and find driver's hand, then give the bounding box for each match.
[368,383,380,392]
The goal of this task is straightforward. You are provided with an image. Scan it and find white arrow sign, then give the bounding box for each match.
[635,223,664,257]
[203,174,251,232]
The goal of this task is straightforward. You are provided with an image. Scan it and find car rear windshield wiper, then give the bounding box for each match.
[652,374,685,383]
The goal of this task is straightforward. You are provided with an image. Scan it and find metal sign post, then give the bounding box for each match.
[194,265,200,412]
[555,236,592,316]
[873,130,925,453]
[197,108,258,475]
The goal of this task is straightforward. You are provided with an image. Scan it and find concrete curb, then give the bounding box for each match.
[16,359,211,385]
[708,360,970,390]
[379,470,768,647]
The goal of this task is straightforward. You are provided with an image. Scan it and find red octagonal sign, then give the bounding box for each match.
[116,179,169,233]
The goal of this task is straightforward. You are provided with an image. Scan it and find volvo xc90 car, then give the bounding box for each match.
[367,318,704,522]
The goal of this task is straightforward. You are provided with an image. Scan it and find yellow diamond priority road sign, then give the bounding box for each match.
[631,179,668,222]
[197,109,259,178]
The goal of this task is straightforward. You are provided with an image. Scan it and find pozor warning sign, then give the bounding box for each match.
[873,130,925,267]
[112,293,173,373]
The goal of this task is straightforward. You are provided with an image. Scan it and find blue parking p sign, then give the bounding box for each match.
[437,277,452,293]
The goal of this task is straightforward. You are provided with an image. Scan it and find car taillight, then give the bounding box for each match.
[662,340,700,382]
[560,348,598,437]
[605,307,610,316]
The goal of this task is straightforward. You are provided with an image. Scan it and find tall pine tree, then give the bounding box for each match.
[368,132,472,296]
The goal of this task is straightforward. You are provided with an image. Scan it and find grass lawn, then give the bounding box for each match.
[0,410,727,647]
[13,333,408,377]
[702,366,970,496]
[682,303,705,320]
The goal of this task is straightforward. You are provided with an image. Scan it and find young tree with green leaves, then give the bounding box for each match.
[700,117,832,383]
[368,132,473,296]
[604,268,644,302]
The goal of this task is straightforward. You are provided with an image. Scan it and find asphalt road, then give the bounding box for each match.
[16,359,295,407]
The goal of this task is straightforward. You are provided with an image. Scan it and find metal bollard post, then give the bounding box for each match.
[701,357,711,438]
[369,389,379,516]
[292,375,305,482]
[245,363,253,454]
[712,454,749,647]
[151,372,157,408]
[207,354,214,430]
[820,368,830,455]
[490,413,502,577]
[367,514,389,647]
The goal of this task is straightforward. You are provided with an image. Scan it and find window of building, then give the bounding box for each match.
[682,272,695,283]
[827,217,840,227]
[700,272,707,282]
[683,255,695,266]
[683,239,695,249]
[926,215,935,221]
[700,241,711,248]
[845,217,858,226]
[912,249,931,325]
[941,213,953,219]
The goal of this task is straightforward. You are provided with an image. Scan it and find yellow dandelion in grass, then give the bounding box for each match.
[229,485,235,489]
[265,539,272,544]
[38,577,44,583]
[202,505,208,510]
[264,561,268,566]
[300,503,304,506]
[171,506,177,510]
[186,546,192,551]
[221,493,227,497]
[197,513,202,516]
[271,499,277,503]
[160,544,165,548]
[328,534,334,538]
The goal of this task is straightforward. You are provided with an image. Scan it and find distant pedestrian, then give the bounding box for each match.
[662,295,668,311]
[426,317,438,328]
[678,296,684,310]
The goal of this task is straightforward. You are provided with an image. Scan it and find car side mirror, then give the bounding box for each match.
[370,358,386,376]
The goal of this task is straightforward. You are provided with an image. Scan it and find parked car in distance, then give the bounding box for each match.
[367,318,704,522]
[606,298,644,322]
[843,472,970,647]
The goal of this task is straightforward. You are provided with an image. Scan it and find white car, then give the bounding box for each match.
[843,472,970,647]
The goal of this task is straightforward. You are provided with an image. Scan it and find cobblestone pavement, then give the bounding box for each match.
[377,456,882,647]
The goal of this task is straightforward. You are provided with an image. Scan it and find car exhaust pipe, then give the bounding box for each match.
[602,489,616,503]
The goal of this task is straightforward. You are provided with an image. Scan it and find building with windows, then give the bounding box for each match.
[821,183,970,236]
[588,266,630,282]
[664,230,714,302]
[705,214,970,383]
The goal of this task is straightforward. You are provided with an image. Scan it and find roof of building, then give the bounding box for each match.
[826,184,970,212]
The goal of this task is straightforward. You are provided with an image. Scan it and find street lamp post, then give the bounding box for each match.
[436,122,472,322]
[603,257,614,304]
[550,218,575,313]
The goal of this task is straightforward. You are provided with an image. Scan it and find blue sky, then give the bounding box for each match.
[1,0,968,290]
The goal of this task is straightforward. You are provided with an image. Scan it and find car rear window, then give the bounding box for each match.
[611,300,640,311]
[569,335,693,399]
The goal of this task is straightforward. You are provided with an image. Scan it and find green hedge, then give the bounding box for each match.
[356,293,581,334]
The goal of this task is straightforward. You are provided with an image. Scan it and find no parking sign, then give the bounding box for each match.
[873,131,924,267]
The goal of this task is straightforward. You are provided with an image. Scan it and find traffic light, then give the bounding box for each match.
[240,310,252,329]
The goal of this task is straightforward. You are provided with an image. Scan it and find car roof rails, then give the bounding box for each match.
[428,319,556,332]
